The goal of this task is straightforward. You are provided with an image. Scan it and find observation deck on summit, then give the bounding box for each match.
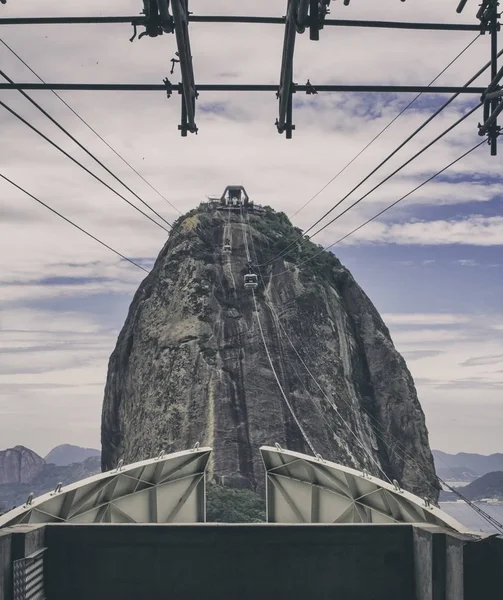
[203,186,265,214]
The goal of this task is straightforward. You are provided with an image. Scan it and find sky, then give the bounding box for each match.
[0,0,501,459]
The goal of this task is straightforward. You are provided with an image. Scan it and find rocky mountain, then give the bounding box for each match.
[440,472,503,502]
[433,450,503,480]
[45,444,100,466]
[0,446,45,485]
[0,456,101,511]
[101,205,439,500]
[459,472,503,501]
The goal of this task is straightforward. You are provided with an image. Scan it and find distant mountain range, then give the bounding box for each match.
[432,450,503,482]
[44,444,100,466]
[0,445,101,513]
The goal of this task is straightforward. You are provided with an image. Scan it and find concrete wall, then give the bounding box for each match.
[45,523,414,600]
[412,525,472,600]
[464,534,503,600]
[0,529,12,600]
[0,523,499,600]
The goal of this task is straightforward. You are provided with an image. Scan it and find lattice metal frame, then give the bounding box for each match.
[0,447,211,528]
[0,1,500,149]
[261,445,468,532]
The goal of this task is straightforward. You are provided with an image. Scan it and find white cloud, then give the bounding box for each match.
[339,216,503,246]
[382,313,470,326]
[456,259,479,267]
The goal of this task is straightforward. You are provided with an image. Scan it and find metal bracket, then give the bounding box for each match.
[278,0,309,137]
[170,52,180,74]
[141,0,174,36]
[172,0,198,135]
[305,79,318,94]
[308,1,331,40]
[163,76,173,98]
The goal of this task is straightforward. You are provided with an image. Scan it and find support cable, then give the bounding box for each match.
[291,34,480,218]
[0,68,173,229]
[273,139,485,278]
[275,315,392,482]
[260,49,503,267]
[250,143,503,529]
[251,288,317,456]
[0,173,150,274]
[0,38,182,215]
[247,213,391,481]
[262,150,503,532]
[0,99,171,234]
[240,209,317,455]
[310,142,486,252]
[307,102,481,240]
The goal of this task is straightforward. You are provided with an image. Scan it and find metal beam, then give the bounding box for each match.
[277,0,299,137]
[489,2,499,155]
[268,474,306,522]
[322,18,488,32]
[0,16,145,25]
[296,0,310,33]
[171,0,197,135]
[309,0,320,40]
[0,83,487,93]
[0,16,486,31]
[164,473,204,522]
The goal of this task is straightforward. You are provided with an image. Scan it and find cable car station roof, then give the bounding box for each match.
[261,446,467,532]
[0,446,210,528]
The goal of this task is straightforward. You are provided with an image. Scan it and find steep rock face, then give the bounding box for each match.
[0,446,45,484]
[102,207,439,500]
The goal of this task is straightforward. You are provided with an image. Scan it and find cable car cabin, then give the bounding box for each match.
[244,273,258,289]
[223,244,232,254]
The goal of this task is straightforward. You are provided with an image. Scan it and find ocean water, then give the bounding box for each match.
[440,501,503,534]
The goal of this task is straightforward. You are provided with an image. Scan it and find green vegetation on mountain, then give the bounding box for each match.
[206,484,266,523]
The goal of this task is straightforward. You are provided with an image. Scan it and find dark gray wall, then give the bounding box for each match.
[464,534,503,599]
[0,524,45,600]
[0,530,11,600]
[1,523,499,600]
[45,524,413,600]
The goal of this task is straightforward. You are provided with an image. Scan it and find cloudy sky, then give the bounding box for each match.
[0,0,501,459]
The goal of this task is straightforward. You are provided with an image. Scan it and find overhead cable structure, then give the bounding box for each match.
[0,98,171,234]
[0,1,500,151]
[0,38,182,215]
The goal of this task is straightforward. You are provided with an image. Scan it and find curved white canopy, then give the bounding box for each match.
[0,447,211,528]
[261,446,467,532]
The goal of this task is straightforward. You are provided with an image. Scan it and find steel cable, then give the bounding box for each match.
[0,99,171,234]
[0,68,173,229]
[0,38,182,216]
[1,173,150,274]
[291,34,481,218]
[260,47,503,267]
